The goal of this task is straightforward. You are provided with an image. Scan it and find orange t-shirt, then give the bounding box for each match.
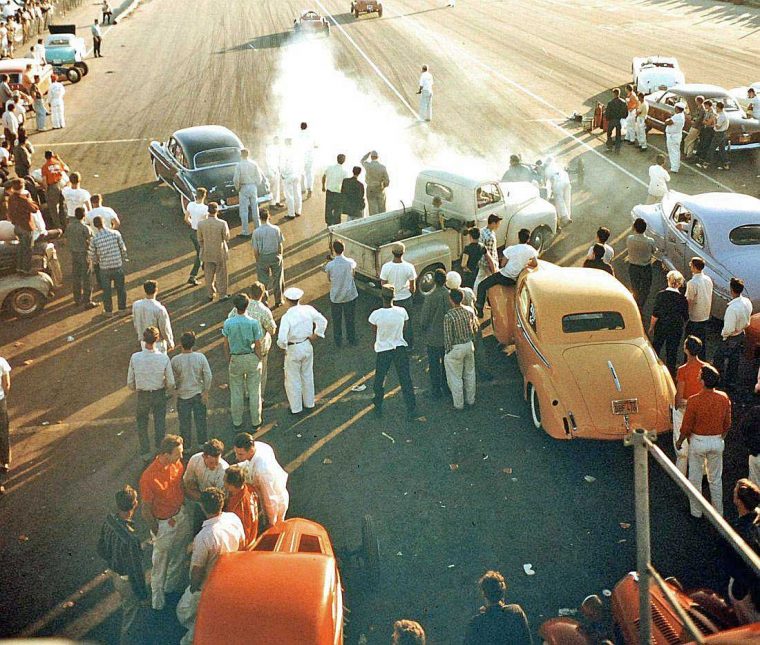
[139,458,185,520]
[41,158,64,185]
[676,359,707,401]
[626,94,638,111]
[681,389,732,438]
[225,483,259,547]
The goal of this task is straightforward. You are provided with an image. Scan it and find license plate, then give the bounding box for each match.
[612,398,638,415]
[52,59,62,64]
[739,134,751,143]
[227,196,239,206]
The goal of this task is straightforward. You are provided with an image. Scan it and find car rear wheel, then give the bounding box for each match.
[74,61,89,76]
[529,225,552,255]
[66,67,81,83]
[529,384,543,430]
[417,264,443,298]
[8,287,45,318]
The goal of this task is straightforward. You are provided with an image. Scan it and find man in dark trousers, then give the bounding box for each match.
[7,177,39,274]
[97,485,149,644]
[64,206,97,308]
[605,88,628,153]
[341,165,365,221]
[419,268,450,399]
[464,570,532,644]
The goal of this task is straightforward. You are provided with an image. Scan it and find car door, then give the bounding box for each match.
[647,90,676,131]
[150,136,176,184]
[664,203,692,274]
[514,282,540,376]
[475,183,507,242]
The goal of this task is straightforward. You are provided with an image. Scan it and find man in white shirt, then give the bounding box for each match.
[0,355,10,495]
[684,257,713,358]
[48,74,65,129]
[380,243,417,346]
[714,277,752,390]
[232,148,266,236]
[62,172,91,220]
[91,19,102,57]
[132,280,174,353]
[127,327,176,460]
[417,64,433,121]
[747,88,760,120]
[646,154,671,204]
[232,433,289,527]
[369,285,417,420]
[322,153,349,226]
[32,39,46,65]
[176,488,244,645]
[298,122,317,196]
[184,187,208,285]
[183,439,229,529]
[1,101,18,149]
[475,228,538,317]
[276,287,328,414]
[710,101,730,171]
[86,193,120,230]
[279,137,302,219]
[265,136,282,208]
[549,167,572,225]
[586,226,614,265]
[664,103,686,172]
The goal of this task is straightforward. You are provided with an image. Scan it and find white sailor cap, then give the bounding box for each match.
[283,287,304,301]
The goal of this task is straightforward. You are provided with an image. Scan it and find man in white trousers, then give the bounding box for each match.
[417,65,433,122]
[280,138,302,219]
[49,74,65,129]
[298,122,317,197]
[549,167,572,226]
[624,85,638,144]
[265,136,282,208]
[232,148,265,237]
[665,103,686,173]
[276,287,327,414]
[635,91,648,150]
[443,288,479,410]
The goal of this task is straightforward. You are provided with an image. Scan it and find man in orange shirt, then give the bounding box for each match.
[40,149,68,229]
[223,465,259,547]
[672,336,708,475]
[139,434,192,610]
[624,84,639,145]
[676,365,732,518]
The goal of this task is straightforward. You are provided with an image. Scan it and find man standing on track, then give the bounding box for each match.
[252,209,284,308]
[280,137,302,219]
[196,202,230,301]
[683,95,705,160]
[298,122,316,198]
[361,150,390,215]
[322,153,349,226]
[626,217,657,313]
[605,88,627,153]
[624,84,638,145]
[380,243,417,347]
[48,74,65,129]
[91,18,102,58]
[665,102,686,173]
[184,187,208,286]
[233,148,266,237]
[417,65,433,122]
[40,150,68,229]
[132,280,174,354]
[635,91,648,151]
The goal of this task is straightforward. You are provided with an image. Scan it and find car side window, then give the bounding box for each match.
[691,219,705,247]
[518,285,536,333]
[174,147,187,168]
[476,183,502,209]
[663,92,679,107]
[671,205,692,233]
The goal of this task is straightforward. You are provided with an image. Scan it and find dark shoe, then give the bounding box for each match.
[187,277,199,286]
[221,295,231,301]
[295,213,302,217]
[73,298,81,305]
[84,301,98,309]
[373,406,383,418]
[236,233,251,239]
[207,296,215,302]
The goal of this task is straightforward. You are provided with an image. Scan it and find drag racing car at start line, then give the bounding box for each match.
[293,10,330,36]
[351,0,383,18]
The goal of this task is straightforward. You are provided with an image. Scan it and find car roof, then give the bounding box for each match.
[421,169,486,190]
[679,193,760,248]
[667,83,730,97]
[173,125,243,162]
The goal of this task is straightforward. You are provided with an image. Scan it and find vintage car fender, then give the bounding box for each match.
[538,618,594,645]
[521,362,567,439]
[0,271,54,313]
[404,239,454,280]
[504,196,557,251]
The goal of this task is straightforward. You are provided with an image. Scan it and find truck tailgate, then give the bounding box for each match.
[330,232,378,281]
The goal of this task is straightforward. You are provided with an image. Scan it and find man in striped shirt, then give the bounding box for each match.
[88,215,128,315]
[443,289,479,410]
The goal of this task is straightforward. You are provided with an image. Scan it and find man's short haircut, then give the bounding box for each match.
[612,88,620,97]
[74,207,86,221]
[143,326,159,344]
[625,84,633,92]
[300,122,307,130]
[433,268,446,286]
[332,239,345,255]
[240,148,249,158]
[479,570,507,603]
[92,215,104,228]
[115,485,138,512]
[208,202,219,214]
[233,432,254,450]
[259,208,269,221]
[730,277,744,295]
[592,243,605,261]
[180,331,196,350]
[716,101,724,110]
[684,335,703,357]
[381,284,395,305]
[224,465,245,489]
[250,281,265,300]
[487,214,501,225]
[233,292,249,312]
[200,487,225,516]
[91,193,102,205]
[337,153,346,164]
[143,280,157,296]
[449,288,464,305]
[690,257,705,271]
[196,187,207,198]
[633,218,647,234]
[701,364,720,389]
[44,149,53,159]
[392,620,426,645]
[597,226,610,243]
[202,438,224,457]
[735,478,760,510]
[352,166,361,176]
[656,154,666,165]
[517,228,530,244]
[70,171,80,184]
[468,227,480,240]
[159,434,183,454]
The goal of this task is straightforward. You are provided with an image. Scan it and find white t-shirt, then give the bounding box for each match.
[0,147,9,164]
[714,111,729,133]
[648,164,670,197]
[587,243,614,264]
[665,111,685,135]
[86,206,119,229]
[380,260,417,301]
[500,243,538,279]
[62,187,91,218]
[419,71,434,92]
[685,272,713,323]
[186,201,209,230]
[368,306,409,353]
[323,163,350,193]
[0,356,10,400]
[190,512,245,577]
[748,96,760,119]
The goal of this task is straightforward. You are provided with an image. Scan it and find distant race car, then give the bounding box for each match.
[632,56,685,94]
[45,25,89,83]
[351,0,383,18]
[293,10,330,36]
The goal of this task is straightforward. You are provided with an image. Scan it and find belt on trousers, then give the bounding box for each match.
[231,352,253,355]
[288,339,308,346]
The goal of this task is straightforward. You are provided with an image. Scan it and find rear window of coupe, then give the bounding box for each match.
[562,312,625,333]
[729,225,760,246]
[193,147,241,169]
[425,182,453,202]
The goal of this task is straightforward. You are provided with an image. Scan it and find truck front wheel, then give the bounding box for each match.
[417,264,443,298]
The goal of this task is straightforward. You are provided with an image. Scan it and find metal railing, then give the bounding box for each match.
[625,428,760,644]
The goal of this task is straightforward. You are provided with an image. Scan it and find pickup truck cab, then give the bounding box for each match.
[328,169,557,296]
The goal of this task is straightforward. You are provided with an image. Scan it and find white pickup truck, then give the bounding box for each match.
[327,169,558,296]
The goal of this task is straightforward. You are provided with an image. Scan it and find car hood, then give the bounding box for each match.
[561,343,659,437]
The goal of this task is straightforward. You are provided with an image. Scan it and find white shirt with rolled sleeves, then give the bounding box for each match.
[685,273,713,323]
[62,187,91,218]
[419,71,434,93]
[183,452,229,493]
[714,111,729,133]
[380,260,417,302]
[132,298,174,351]
[127,348,175,392]
[190,512,245,579]
[86,206,120,229]
[2,109,17,134]
[500,243,538,280]
[185,202,208,230]
[665,111,685,135]
[238,441,289,525]
[171,351,212,400]
[721,296,752,339]
[276,304,328,349]
[368,306,408,353]
[648,164,670,198]
[323,163,350,193]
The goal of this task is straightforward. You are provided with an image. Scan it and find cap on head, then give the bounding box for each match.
[284,287,304,301]
[487,214,503,225]
[675,102,686,111]
[370,150,378,159]
[445,271,462,289]
[509,154,521,164]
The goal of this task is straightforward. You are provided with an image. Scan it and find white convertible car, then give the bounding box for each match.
[632,56,685,95]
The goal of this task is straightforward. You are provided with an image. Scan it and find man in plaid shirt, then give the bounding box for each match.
[474,214,501,296]
[443,289,479,410]
[88,215,128,315]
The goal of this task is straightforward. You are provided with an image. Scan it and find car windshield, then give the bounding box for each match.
[562,312,626,333]
[642,61,675,69]
[192,147,241,169]
[729,225,760,246]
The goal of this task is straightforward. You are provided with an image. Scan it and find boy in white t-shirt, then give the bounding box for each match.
[86,193,120,229]
[379,242,418,346]
[61,172,92,220]
[184,187,209,285]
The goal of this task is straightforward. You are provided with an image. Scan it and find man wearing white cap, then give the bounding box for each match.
[48,74,66,129]
[276,288,328,414]
[665,103,686,173]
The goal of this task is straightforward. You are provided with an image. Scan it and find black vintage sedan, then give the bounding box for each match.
[149,125,271,214]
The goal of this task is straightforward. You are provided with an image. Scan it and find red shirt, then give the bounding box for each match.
[681,389,732,439]
[41,158,65,185]
[225,484,259,547]
[676,359,707,402]
[139,458,185,520]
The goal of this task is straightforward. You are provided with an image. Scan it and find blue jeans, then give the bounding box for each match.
[101,267,126,312]
[711,131,729,167]
[189,229,201,277]
[238,185,259,234]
